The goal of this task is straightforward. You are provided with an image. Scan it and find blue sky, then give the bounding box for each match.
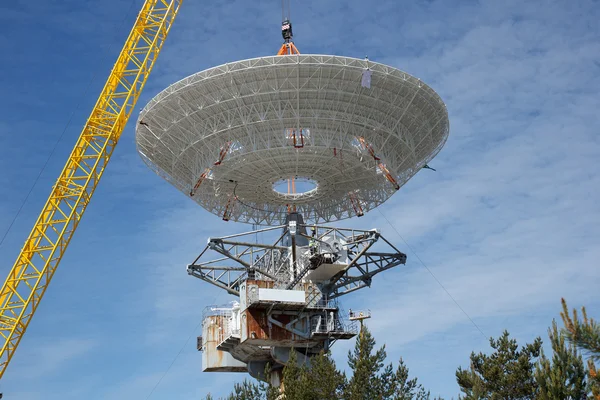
[1,0,599,398]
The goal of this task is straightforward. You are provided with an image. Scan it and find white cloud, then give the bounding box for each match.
[8,337,97,381]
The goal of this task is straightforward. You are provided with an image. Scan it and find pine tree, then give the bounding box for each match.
[222,362,279,400]
[309,351,346,399]
[535,319,588,400]
[561,298,600,400]
[283,349,308,400]
[224,379,268,400]
[385,357,432,400]
[456,330,542,399]
[281,350,311,400]
[281,349,345,400]
[344,326,434,400]
[345,326,388,399]
[454,365,487,399]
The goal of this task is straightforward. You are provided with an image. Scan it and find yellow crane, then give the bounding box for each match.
[0,0,183,379]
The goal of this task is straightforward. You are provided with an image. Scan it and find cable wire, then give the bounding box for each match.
[281,0,291,21]
[376,207,488,340]
[0,0,139,251]
[145,293,221,399]
[144,317,204,399]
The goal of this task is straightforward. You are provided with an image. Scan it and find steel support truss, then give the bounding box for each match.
[186,223,407,299]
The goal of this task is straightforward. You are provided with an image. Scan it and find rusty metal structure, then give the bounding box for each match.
[135,8,449,393]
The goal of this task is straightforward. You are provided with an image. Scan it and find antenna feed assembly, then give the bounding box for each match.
[281,19,293,42]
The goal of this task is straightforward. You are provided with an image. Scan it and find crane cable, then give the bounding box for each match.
[375,207,488,340]
[144,294,219,399]
[144,318,204,399]
[0,0,139,252]
[282,0,291,21]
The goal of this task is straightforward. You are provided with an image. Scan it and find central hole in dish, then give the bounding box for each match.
[273,177,318,195]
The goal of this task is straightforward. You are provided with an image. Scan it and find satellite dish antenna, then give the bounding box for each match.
[135,5,449,393]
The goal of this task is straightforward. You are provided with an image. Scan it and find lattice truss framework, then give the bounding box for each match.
[186,224,407,300]
[0,0,182,379]
[136,55,449,225]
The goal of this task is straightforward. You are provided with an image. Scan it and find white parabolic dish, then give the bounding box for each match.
[136,54,449,225]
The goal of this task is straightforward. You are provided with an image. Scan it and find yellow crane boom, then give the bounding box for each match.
[0,0,183,379]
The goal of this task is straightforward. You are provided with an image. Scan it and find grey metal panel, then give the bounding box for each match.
[240,282,247,310]
[201,315,247,372]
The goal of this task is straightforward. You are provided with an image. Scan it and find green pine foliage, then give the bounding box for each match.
[282,349,345,400]
[345,327,388,399]
[344,326,434,400]
[387,358,434,400]
[561,299,600,362]
[210,363,278,400]
[309,351,346,399]
[456,330,542,399]
[561,298,600,399]
[224,380,268,400]
[534,320,588,400]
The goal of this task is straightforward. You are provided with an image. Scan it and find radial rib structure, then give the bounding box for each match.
[137,55,450,225]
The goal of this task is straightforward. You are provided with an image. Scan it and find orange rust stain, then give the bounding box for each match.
[246,279,275,288]
[242,309,314,345]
